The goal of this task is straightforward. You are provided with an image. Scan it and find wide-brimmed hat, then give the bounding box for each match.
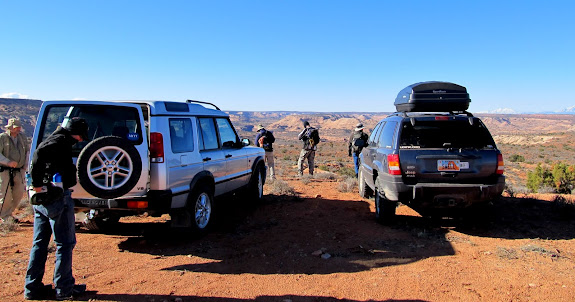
[5,118,22,129]
[355,123,364,131]
[65,117,89,141]
[256,124,265,131]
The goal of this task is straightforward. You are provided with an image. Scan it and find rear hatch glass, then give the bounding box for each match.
[398,117,499,183]
[37,104,144,156]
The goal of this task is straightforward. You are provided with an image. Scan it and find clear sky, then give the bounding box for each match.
[1,1,573,113]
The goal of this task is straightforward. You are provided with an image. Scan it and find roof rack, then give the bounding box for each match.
[187,99,221,111]
[391,111,474,118]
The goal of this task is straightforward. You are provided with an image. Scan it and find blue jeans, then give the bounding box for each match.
[24,191,76,298]
[352,152,360,175]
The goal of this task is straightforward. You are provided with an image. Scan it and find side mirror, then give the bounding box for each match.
[241,138,251,146]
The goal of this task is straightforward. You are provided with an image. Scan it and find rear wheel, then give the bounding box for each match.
[187,184,214,232]
[374,177,396,224]
[82,212,120,231]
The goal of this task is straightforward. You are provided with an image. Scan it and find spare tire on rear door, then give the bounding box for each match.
[77,136,142,199]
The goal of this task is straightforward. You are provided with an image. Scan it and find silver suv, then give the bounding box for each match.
[30,100,266,231]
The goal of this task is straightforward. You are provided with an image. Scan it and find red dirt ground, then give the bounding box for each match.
[1,179,575,302]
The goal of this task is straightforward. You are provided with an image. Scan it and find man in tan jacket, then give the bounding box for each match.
[0,118,29,221]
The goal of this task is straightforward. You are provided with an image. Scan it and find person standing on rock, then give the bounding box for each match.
[348,122,369,177]
[24,117,88,301]
[255,124,276,180]
[297,121,320,176]
[0,118,29,222]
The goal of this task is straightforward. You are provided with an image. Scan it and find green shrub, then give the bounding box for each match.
[526,162,575,194]
[509,154,525,163]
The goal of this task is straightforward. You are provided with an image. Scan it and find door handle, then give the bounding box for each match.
[203,157,212,162]
[225,154,232,158]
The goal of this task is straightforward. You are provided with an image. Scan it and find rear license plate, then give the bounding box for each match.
[438,160,462,171]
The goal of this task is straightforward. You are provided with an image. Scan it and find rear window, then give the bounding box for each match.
[399,119,496,149]
[38,104,143,155]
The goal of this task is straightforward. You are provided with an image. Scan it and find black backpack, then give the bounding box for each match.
[306,127,320,147]
[352,132,367,153]
[262,130,275,151]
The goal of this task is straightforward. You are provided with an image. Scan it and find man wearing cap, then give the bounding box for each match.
[348,122,369,177]
[24,117,88,300]
[255,124,276,180]
[0,118,29,222]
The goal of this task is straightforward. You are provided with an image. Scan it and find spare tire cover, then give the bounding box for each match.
[77,136,143,199]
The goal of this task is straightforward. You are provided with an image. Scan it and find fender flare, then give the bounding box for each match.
[188,171,215,197]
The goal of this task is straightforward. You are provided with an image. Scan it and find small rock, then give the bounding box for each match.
[315,194,322,198]
[321,253,332,260]
[528,283,537,288]
[311,250,323,256]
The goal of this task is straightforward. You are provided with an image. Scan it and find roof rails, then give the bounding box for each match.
[187,99,221,111]
[391,111,474,118]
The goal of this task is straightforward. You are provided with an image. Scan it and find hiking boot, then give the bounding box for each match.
[56,284,86,301]
[24,284,54,300]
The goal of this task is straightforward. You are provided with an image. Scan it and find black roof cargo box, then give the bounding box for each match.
[394,81,471,112]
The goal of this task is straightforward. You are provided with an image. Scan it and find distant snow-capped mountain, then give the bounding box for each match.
[478,108,518,114]
[559,106,575,114]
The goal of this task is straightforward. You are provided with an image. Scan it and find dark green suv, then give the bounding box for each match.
[358,82,505,223]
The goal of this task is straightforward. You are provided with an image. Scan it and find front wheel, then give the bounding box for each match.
[374,177,396,224]
[248,163,265,202]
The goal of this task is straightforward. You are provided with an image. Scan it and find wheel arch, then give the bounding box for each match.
[188,171,215,197]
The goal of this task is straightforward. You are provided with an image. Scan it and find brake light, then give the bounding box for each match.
[435,116,450,121]
[387,154,401,175]
[127,201,148,209]
[150,132,164,163]
[497,154,504,174]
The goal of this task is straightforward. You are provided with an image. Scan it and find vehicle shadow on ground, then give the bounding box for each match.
[116,194,456,275]
[82,293,427,302]
[451,196,575,240]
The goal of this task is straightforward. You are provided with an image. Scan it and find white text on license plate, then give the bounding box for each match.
[438,160,469,171]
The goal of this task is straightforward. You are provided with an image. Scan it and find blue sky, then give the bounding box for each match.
[1,1,573,113]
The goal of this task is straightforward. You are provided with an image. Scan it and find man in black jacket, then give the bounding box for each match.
[297,121,320,176]
[24,117,88,301]
[348,123,369,177]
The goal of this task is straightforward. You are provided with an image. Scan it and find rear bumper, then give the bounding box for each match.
[73,190,172,214]
[382,175,505,208]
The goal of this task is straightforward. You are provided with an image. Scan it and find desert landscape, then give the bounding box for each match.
[1,99,575,301]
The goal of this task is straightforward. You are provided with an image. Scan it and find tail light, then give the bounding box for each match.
[496,153,504,174]
[150,132,164,163]
[127,201,148,209]
[387,154,401,175]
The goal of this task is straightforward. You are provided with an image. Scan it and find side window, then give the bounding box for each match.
[378,121,397,149]
[198,118,219,150]
[169,118,194,153]
[216,118,239,148]
[369,122,384,145]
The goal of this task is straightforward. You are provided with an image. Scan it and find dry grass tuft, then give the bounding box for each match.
[267,179,297,196]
